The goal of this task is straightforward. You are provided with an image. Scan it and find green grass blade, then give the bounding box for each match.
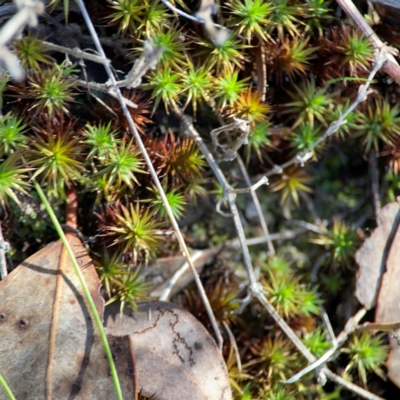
[0,374,16,400]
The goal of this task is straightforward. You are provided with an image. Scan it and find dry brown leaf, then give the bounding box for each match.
[355,200,400,388]
[0,234,135,399]
[355,200,400,310]
[104,300,233,400]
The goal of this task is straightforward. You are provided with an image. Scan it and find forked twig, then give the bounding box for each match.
[252,47,391,185]
[175,107,383,400]
[75,0,223,351]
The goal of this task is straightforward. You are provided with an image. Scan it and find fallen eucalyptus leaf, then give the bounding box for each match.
[0,234,135,399]
[355,200,400,309]
[355,200,400,388]
[104,300,233,400]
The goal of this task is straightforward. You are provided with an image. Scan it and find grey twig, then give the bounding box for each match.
[0,222,10,279]
[284,308,367,384]
[40,40,110,65]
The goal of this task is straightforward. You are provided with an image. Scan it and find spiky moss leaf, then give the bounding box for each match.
[107,0,145,34]
[106,203,162,259]
[272,37,318,81]
[282,77,333,128]
[149,184,187,220]
[195,35,250,73]
[302,328,331,358]
[137,0,171,36]
[149,27,189,71]
[338,29,374,76]
[28,62,76,116]
[263,269,320,318]
[106,266,150,314]
[163,135,207,185]
[267,0,306,40]
[230,87,271,126]
[28,124,85,192]
[83,122,119,159]
[93,249,127,299]
[311,218,359,268]
[245,337,298,384]
[354,98,400,153]
[290,122,321,158]
[13,34,53,72]
[213,70,249,109]
[342,332,389,386]
[270,166,313,207]
[226,0,273,42]
[245,122,272,163]
[96,139,147,190]
[0,113,28,154]
[0,153,30,208]
[141,67,183,112]
[304,0,332,35]
[180,63,214,117]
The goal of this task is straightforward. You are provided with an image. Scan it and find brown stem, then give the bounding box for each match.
[65,185,78,230]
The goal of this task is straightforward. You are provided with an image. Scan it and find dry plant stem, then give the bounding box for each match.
[207,99,274,254]
[223,321,242,372]
[369,148,381,222]
[74,80,138,109]
[253,48,389,185]
[65,185,78,229]
[285,308,367,384]
[236,156,275,255]
[160,0,226,31]
[322,369,384,400]
[336,0,400,85]
[75,0,223,351]
[40,40,110,65]
[0,222,9,279]
[0,373,16,400]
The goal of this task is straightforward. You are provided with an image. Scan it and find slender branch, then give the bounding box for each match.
[40,40,110,64]
[285,308,367,384]
[160,0,226,30]
[0,222,9,279]
[75,0,223,351]
[236,156,275,255]
[322,368,384,400]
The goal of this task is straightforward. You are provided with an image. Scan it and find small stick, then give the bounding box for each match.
[0,222,9,279]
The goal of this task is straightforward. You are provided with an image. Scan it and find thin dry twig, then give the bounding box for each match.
[285,308,367,384]
[175,100,383,400]
[0,222,9,279]
[75,0,224,351]
[40,40,110,65]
